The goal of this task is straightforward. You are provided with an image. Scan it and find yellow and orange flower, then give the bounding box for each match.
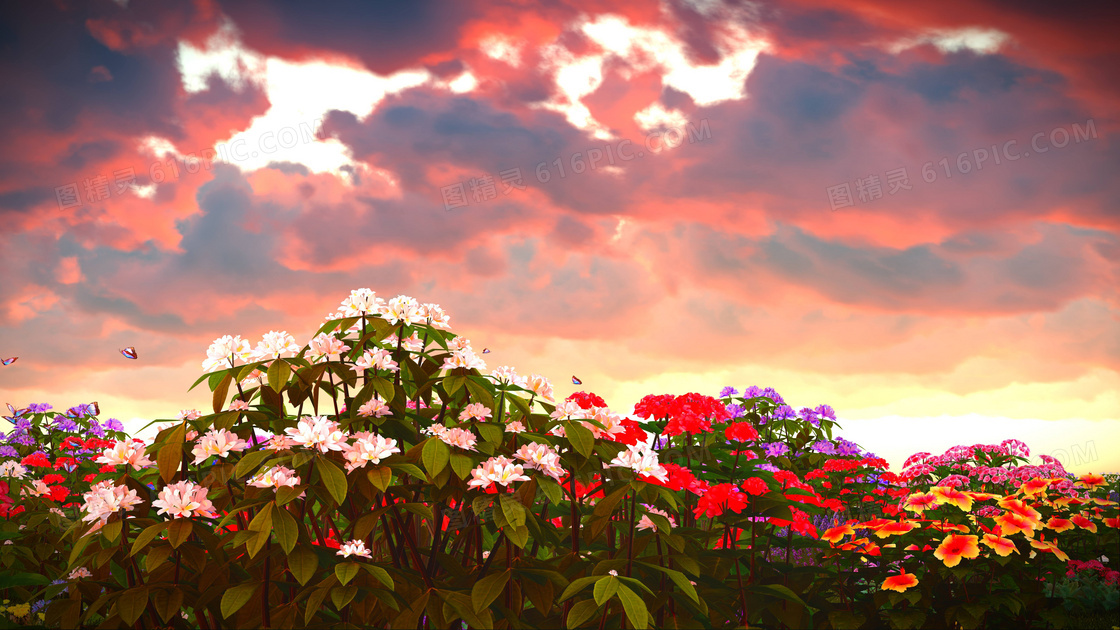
[881,568,919,593]
[994,511,1036,537]
[903,492,939,514]
[981,533,1019,557]
[931,486,974,512]
[927,521,969,533]
[934,534,980,568]
[838,537,870,551]
[1070,514,1098,533]
[1045,517,1075,533]
[875,520,917,538]
[904,543,933,552]
[1019,477,1050,497]
[1052,496,1087,508]
[998,497,1043,528]
[1104,517,1120,529]
[1076,473,1106,489]
[1091,497,1117,506]
[821,524,855,544]
[857,517,894,530]
[967,491,999,502]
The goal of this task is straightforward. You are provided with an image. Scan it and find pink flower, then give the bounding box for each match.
[459,403,492,422]
[227,399,250,411]
[96,440,154,471]
[177,409,202,421]
[353,348,399,374]
[441,347,487,371]
[422,303,452,330]
[636,506,676,532]
[152,480,216,519]
[337,539,372,558]
[384,296,425,326]
[527,374,555,401]
[250,330,301,362]
[357,399,391,418]
[248,466,302,489]
[285,416,347,452]
[265,434,298,451]
[428,424,477,451]
[80,480,143,530]
[467,457,530,490]
[491,366,528,387]
[68,567,92,580]
[342,433,401,472]
[306,333,351,364]
[191,429,250,464]
[339,289,385,317]
[201,335,253,373]
[505,420,526,433]
[513,442,566,481]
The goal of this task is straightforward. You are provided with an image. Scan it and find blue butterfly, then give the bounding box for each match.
[1,357,16,366]
[572,376,582,385]
[3,403,28,422]
[120,347,138,360]
[482,348,491,354]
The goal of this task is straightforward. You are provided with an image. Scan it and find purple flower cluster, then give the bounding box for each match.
[761,442,789,458]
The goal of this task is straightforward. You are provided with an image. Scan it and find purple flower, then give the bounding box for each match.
[51,417,79,432]
[813,440,837,455]
[27,403,53,413]
[772,405,796,420]
[103,418,124,432]
[761,442,788,458]
[799,407,820,426]
[743,386,764,398]
[814,405,836,421]
[86,420,105,438]
[13,418,31,431]
[761,388,785,404]
[719,386,739,398]
[757,462,779,472]
[835,437,861,457]
[0,446,17,457]
[725,404,746,419]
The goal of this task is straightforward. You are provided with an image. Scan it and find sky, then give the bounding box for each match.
[0,0,1117,474]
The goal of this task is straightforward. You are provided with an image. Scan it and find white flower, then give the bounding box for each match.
[284,416,347,452]
[68,567,92,580]
[491,366,527,387]
[248,466,302,489]
[337,539,372,558]
[447,336,472,351]
[513,442,566,481]
[385,331,426,352]
[340,288,386,317]
[609,444,668,483]
[527,374,554,401]
[227,399,250,411]
[240,369,266,388]
[441,347,487,371]
[636,506,676,532]
[251,330,301,362]
[385,295,424,326]
[152,480,216,519]
[431,425,477,451]
[550,400,587,421]
[459,403,492,422]
[80,481,143,530]
[177,409,201,421]
[353,348,398,374]
[201,335,253,373]
[467,456,530,490]
[608,570,618,576]
[0,461,27,479]
[505,420,526,433]
[422,303,451,330]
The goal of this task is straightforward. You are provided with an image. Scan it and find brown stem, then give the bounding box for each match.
[261,538,271,627]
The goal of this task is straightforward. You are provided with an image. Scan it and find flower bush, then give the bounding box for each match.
[0,288,1113,628]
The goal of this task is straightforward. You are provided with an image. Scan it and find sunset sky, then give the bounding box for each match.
[1,0,1117,474]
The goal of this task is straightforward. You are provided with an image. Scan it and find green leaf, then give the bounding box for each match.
[267,359,291,393]
[157,442,182,484]
[102,518,123,543]
[449,453,474,479]
[166,518,193,549]
[331,584,359,610]
[318,457,348,505]
[566,599,600,629]
[212,371,233,413]
[500,495,527,528]
[367,466,393,492]
[389,461,425,479]
[116,587,149,626]
[464,378,494,408]
[828,611,866,630]
[422,437,451,478]
[234,449,274,479]
[642,564,698,603]
[275,485,304,507]
[369,375,395,402]
[335,562,360,586]
[289,546,318,586]
[616,584,648,629]
[131,522,169,556]
[0,572,50,588]
[593,485,630,519]
[471,570,510,613]
[476,423,503,444]
[273,506,298,554]
[559,576,600,602]
[507,524,529,549]
[245,504,273,558]
[539,477,563,505]
[443,375,466,397]
[221,583,259,619]
[401,502,433,521]
[593,576,619,606]
[752,583,808,607]
[566,421,594,458]
[361,564,394,589]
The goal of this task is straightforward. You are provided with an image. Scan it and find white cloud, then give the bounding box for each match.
[888,27,1011,55]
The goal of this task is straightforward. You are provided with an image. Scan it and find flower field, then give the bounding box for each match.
[0,289,1116,629]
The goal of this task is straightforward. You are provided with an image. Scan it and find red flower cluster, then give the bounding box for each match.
[633,394,677,420]
[822,458,862,473]
[724,422,759,442]
[607,419,648,446]
[20,453,50,468]
[659,463,706,494]
[566,391,607,410]
[694,483,749,519]
[741,477,768,496]
[664,393,732,436]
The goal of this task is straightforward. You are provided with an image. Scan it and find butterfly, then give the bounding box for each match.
[1,357,16,366]
[572,376,582,385]
[482,348,491,354]
[3,403,28,422]
[120,347,138,360]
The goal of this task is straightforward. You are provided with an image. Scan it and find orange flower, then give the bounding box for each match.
[927,521,969,533]
[981,533,1018,557]
[1019,477,1050,496]
[861,540,882,556]
[857,517,894,530]
[1052,496,1087,508]
[994,511,1036,537]
[1103,516,1120,529]
[967,491,998,502]
[1091,497,1118,506]
[875,520,917,539]
[1076,473,1106,489]
[1070,514,1098,533]
[931,486,973,512]
[903,492,939,514]
[934,534,980,568]
[839,537,869,551]
[904,543,933,552]
[1029,536,1069,562]
[821,524,855,544]
[1045,517,1075,533]
[881,568,919,593]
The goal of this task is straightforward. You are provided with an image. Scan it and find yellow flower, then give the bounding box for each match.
[7,603,30,617]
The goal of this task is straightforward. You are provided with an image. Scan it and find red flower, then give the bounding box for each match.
[773,470,800,488]
[661,463,705,494]
[98,465,117,473]
[742,477,768,496]
[47,486,69,502]
[633,394,676,420]
[42,474,66,485]
[608,419,648,446]
[662,393,731,436]
[21,453,51,468]
[724,422,759,442]
[566,391,607,410]
[83,474,98,483]
[52,457,77,471]
[694,483,749,519]
[804,469,828,481]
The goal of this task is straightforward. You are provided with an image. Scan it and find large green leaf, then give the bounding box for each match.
[267,359,291,393]
[422,437,451,478]
[500,495,527,528]
[616,584,648,629]
[273,506,298,554]
[566,599,599,629]
[288,546,318,586]
[130,522,169,557]
[335,562,360,586]
[221,583,259,619]
[116,587,149,626]
[593,576,619,606]
[234,449,274,479]
[566,422,595,458]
